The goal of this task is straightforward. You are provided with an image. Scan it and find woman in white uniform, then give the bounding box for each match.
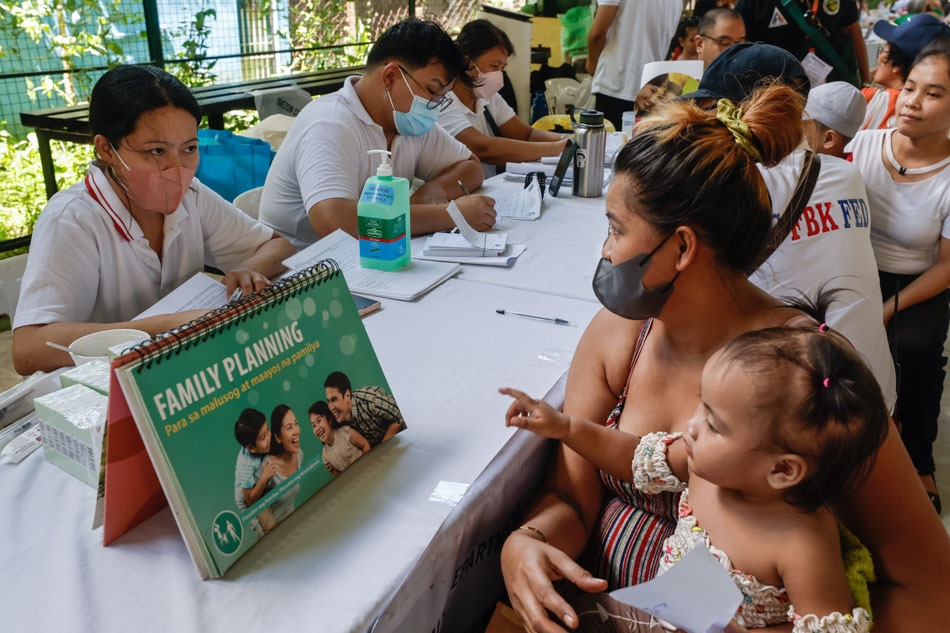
[13,65,295,375]
[438,19,569,178]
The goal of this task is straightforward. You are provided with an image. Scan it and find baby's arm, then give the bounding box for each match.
[778,516,870,633]
[500,387,641,481]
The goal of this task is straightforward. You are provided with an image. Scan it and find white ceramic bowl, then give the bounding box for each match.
[68,329,149,366]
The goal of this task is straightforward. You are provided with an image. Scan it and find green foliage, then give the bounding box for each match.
[167,3,218,87]
[224,110,259,134]
[0,128,92,240]
[0,0,139,242]
[0,2,222,244]
[0,0,141,104]
[284,1,370,72]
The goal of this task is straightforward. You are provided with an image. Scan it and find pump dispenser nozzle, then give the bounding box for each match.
[367,149,393,177]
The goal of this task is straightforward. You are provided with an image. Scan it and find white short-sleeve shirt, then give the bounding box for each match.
[591,0,682,102]
[14,162,274,329]
[258,77,473,250]
[752,145,897,412]
[439,91,518,178]
[848,128,950,275]
[439,91,517,137]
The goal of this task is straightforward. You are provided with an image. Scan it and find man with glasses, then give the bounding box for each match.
[260,18,496,250]
[693,8,748,69]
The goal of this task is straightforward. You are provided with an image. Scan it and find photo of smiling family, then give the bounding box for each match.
[233,369,407,537]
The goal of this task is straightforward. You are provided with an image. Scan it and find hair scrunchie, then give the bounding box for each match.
[716,98,763,163]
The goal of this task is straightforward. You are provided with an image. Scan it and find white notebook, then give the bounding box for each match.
[283,229,460,301]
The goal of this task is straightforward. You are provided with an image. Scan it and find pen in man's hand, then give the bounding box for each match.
[228,288,243,303]
[457,179,472,196]
[496,309,571,326]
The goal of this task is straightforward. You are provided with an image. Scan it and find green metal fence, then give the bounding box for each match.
[0,0,517,246]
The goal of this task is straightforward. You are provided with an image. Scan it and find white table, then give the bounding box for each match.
[414,175,609,304]
[0,278,601,633]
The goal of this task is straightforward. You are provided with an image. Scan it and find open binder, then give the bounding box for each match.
[103,260,405,579]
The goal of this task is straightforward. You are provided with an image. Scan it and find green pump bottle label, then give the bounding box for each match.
[358,215,406,241]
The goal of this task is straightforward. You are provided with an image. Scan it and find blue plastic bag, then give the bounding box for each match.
[196,129,274,203]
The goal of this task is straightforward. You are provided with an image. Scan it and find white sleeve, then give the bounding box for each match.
[295,118,366,211]
[437,93,474,137]
[13,198,101,328]
[194,181,275,273]
[487,93,516,127]
[412,125,474,182]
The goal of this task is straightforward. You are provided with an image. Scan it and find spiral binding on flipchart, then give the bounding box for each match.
[128,259,340,372]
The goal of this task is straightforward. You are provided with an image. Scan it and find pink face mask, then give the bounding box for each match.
[111,145,196,215]
[473,64,504,101]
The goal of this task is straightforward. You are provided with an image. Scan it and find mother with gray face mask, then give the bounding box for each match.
[499,83,814,633]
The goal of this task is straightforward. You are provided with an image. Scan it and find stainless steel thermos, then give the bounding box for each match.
[572,109,606,198]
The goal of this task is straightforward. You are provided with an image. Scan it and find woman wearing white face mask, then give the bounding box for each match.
[439,19,570,178]
[12,65,295,375]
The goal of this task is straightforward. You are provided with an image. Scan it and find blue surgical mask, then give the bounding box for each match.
[592,232,681,320]
[387,71,440,137]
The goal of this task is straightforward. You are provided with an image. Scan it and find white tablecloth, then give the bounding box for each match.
[416,176,608,303]
[0,277,602,632]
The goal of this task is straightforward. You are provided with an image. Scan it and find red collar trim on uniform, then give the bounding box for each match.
[84,171,133,242]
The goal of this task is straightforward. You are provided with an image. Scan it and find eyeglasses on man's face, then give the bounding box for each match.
[700,34,747,49]
[397,65,453,112]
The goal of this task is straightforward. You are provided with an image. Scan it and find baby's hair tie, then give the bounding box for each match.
[822,378,831,388]
[818,323,830,333]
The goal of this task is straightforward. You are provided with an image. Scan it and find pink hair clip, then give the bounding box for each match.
[818,323,830,333]
[822,378,831,388]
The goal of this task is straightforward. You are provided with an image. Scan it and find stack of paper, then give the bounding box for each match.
[495,173,544,221]
[423,232,507,257]
[505,160,563,180]
[283,229,461,301]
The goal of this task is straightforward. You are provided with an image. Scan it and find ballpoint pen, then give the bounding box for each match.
[457,179,472,196]
[496,309,571,326]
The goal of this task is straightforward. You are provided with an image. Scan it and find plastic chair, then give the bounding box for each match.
[544,77,582,115]
[0,253,28,322]
[865,37,882,68]
[240,113,296,151]
[233,186,263,220]
[532,113,616,133]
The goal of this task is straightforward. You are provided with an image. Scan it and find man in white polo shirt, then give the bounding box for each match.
[586,0,681,128]
[259,18,496,250]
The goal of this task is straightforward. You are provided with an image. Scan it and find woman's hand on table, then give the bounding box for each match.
[501,529,608,632]
[223,268,270,297]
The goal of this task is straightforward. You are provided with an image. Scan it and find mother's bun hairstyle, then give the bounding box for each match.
[616,82,804,275]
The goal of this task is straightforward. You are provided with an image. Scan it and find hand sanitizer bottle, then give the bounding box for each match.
[358,149,411,270]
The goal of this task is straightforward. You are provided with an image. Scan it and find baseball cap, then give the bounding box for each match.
[873,13,950,59]
[804,81,867,139]
[684,42,811,102]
